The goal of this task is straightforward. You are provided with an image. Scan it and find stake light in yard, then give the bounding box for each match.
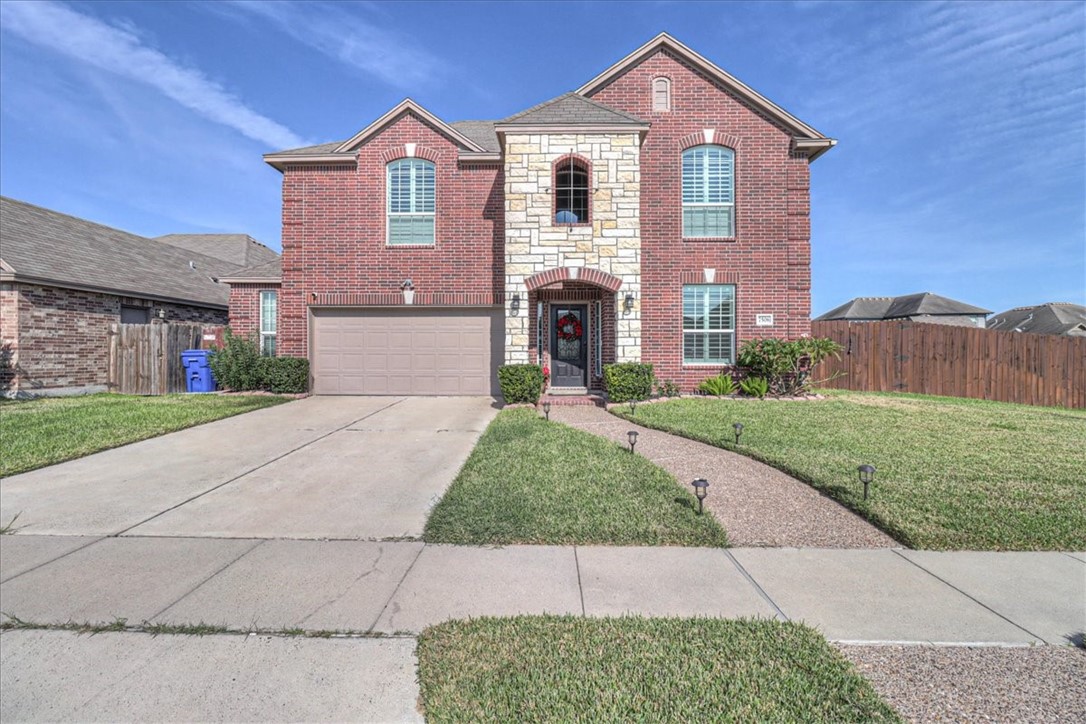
[691,478,709,515]
[858,464,876,501]
[733,422,744,445]
[629,399,637,414]
[543,402,551,421]
[627,430,638,453]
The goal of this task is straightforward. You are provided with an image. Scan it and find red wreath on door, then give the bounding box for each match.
[556,313,583,340]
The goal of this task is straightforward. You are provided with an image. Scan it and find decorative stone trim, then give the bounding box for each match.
[680,270,739,284]
[679,130,742,151]
[526,267,623,293]
[310,291,501,306]
[380,145,441,164]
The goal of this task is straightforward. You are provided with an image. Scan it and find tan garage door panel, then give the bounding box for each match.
[312,309,501,395]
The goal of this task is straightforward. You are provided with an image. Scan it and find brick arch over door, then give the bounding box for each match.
[524,267,623,293]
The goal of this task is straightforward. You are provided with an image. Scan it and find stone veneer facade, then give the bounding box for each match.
[503,132,642,364]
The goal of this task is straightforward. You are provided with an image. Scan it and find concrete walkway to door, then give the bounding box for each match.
[0,396,499,540]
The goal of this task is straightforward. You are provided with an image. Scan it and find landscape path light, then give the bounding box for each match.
[627,430,638,453]
[691,478,709,515]
[858,464,876,501]
[733,422,744,445]
[629,399,637,414]
[542,402,551,421]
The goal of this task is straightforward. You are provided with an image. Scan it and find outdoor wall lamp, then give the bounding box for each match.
[155,308,166,320]
[511,293,521,315]
[624,294,635,313]
[401,279,415,305]
[691,478,709,515]
[858,464,876,501]
[627,430,638,453]
[733,422,744,445]
[542,402,551,421]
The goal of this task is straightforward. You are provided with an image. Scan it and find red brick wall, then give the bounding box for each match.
[278,112,504,357]
[1,282,226,394]
[227,282,280,342]
[589,48,815,389]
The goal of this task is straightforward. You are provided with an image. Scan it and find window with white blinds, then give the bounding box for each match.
[682,145,734,238]
[259,290,277,356]
[387,158,435,245]
[682,284,735,365]
[652,77,670,112]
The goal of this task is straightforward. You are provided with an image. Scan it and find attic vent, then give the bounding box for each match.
[652,77,671,112]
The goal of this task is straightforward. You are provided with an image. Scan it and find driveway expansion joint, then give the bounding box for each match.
[149,539,266,621]
[0,536,106,585]
[723,549,789,622]
[572,546,587,616]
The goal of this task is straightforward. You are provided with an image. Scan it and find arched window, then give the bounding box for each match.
[554,157,589,225]
[682,145,734,238]
[387,158,435,245]
[652,77,671,112]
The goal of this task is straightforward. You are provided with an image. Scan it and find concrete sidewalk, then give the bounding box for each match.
[2,535,1082,645]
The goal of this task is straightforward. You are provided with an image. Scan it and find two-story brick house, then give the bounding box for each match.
[227,34,834,396]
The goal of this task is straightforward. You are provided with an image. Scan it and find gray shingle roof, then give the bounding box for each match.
[449,121,500,152]
[220,257,282,282]
[815,292,990,321]
[269,140,345,156]
[156,233,279,268]
[987,303,1086,336]
[0,196,235,307]
[501,92,648,126]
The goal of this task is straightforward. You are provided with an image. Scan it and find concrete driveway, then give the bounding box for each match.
[0,396,498,540]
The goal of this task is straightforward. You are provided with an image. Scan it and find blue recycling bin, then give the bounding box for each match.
[181,349,216,393]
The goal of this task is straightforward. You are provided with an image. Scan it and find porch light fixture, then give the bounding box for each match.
[542,402,551,421]
[511,293,521,315]
[691,478,709,515]
[401,279,415,305]
[624,294,635,313]
[858,464,876,501]
[733,422,744,445]
[155,308,166,320]
[627,430,638,453]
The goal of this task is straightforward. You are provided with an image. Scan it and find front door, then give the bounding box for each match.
[551,305,587,388]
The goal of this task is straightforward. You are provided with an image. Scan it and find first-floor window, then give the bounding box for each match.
[682,284,735,364]
[260,290,277,356]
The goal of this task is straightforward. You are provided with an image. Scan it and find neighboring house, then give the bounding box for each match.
[227,33,836,395]
[987,303,1086,337]
[0,197,265,396]
[156,233,279,269]
[815,292,990,328]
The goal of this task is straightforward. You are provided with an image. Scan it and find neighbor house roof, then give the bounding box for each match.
[0,196,236,308]
[987,303,1086,336]
[576,32,835,159]
[156,233,279,269]
[497,92,648,128]
[219,257,282,284]
[815,292,991,321]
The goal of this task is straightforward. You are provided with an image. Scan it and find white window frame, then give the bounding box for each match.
[386,158,435,246]
[652,77,671,112]
[682,284,736,366]
[259,290,277,356]
[682,145,735,239]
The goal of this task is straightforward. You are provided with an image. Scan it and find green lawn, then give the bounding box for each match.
[0,393,290,477]
[417,616,901,723]
[615,392,1086,551]
[423,408,727,546]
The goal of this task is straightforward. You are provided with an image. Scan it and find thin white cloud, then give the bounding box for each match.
[225,0,446,89]
[0,0,306,149]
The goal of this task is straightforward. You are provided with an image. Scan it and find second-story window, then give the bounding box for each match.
[682,144,735,238]
[387,158,435,245]
[554,157,589,225]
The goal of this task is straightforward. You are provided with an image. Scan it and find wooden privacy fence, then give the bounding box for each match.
[109,323,224,395]
[811,320,1086,409]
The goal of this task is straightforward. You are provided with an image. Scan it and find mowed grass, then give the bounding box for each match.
[424,408,727,546]
[0,393,290,477]
[616,392,1086,551]
[417,616,901,723]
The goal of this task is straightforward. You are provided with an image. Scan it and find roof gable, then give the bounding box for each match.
[334,99,486,154]
[577,33,832,146]
[499,92,647,127]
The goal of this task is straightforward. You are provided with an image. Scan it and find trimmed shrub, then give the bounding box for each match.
[498,364,544,404]
[260,356,309,394]
[208,329,263,391]
[739,376,769,398]
[604,363,654,403]
[698,373,736,396]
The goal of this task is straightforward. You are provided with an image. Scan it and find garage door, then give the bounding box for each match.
[311,308,502,395]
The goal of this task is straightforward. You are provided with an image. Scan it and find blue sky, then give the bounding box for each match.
[1,0,1082,315]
